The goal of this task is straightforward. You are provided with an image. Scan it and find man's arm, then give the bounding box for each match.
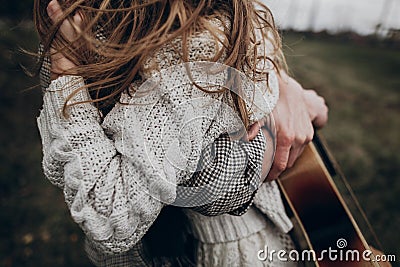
[249,71,328,180]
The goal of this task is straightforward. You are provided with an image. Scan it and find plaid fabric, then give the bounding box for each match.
[85,238,152,267]
[178,132,266,216]
[86,236,195,267]
[38,44,51,90]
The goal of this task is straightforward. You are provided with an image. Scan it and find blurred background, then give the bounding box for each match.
[0,1,399,266]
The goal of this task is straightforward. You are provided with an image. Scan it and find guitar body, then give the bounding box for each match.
[279,137,383,267]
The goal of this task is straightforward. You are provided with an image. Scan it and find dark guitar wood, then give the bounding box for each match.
[278,136,384,267]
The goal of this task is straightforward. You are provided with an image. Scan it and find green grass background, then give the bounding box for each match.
[0,20,398,266]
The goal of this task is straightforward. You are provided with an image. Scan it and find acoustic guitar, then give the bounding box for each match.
[279,135,390,267]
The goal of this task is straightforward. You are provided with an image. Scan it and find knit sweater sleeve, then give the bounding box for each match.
[36,69,272,255]
[37,75,176,254]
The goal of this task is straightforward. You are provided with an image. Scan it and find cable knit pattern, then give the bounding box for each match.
[38,76,159,253]
[37,71,242,254]
[36,18,292,259]
[254,182,294,233]
[196,221,297,267]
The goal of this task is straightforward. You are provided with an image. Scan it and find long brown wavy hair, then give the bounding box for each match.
[34,0,284,125]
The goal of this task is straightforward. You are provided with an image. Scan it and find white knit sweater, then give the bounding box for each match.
[37,22,292,255]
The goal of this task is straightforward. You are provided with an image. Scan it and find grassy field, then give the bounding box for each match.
[0,21,398,266]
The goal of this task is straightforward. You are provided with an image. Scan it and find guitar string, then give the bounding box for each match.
[318,134,384,252]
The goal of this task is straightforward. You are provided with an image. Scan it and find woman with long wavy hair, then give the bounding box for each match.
[34,0,328,266]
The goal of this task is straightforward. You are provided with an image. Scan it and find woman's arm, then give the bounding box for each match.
[38,75,175,254]
[38,74,273,254]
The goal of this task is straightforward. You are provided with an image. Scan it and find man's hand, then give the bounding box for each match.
[248,71,328,181]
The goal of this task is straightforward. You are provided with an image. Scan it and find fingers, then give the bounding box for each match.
[46,0,82,78]
[47,0,83,42]
[262,73,329,181]
[287,141,310,169]
[47,0,63,22]
[247,121,262,141]
[313,102,329,129]
[266,127,312,181]
[264,74,318,181]
[266,133,292,181]
[286,125,313,168]
[247,116,273,141]
[303,89,329,129]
